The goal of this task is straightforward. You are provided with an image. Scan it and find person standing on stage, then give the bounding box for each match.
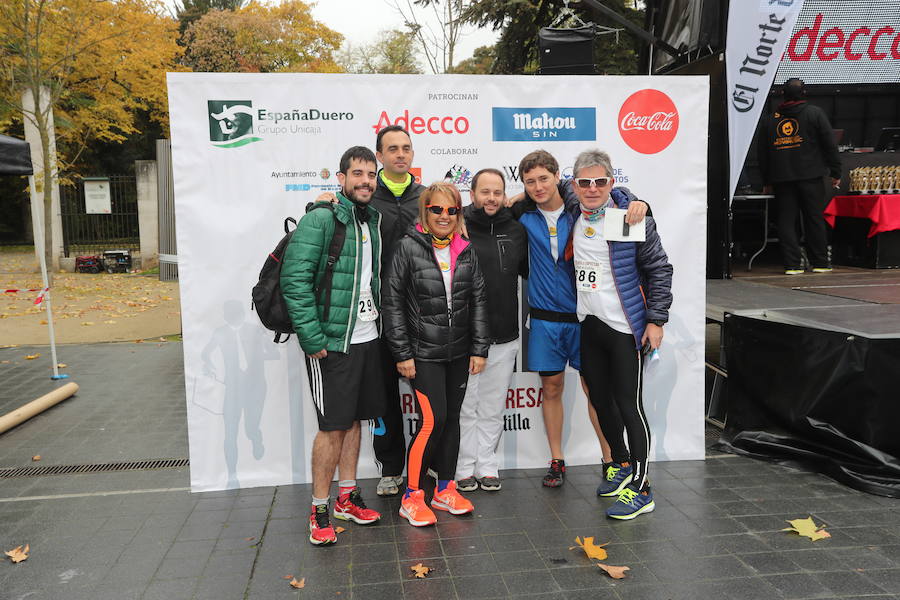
[758,77,842,275]
[455,169,527,492]
[569,149,672,520]
[383,182,490,526]
[280,146,385,545]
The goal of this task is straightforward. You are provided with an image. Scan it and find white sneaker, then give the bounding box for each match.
[376,476,403,497]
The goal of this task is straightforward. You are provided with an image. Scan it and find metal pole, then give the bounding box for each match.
[28,175,67,380]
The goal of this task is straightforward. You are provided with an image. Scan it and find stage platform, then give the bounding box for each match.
[706,268,900,497]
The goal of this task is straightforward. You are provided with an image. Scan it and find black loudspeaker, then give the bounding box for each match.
[538,26,596,74]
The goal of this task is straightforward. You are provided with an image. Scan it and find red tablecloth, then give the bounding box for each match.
[824,194,900,238]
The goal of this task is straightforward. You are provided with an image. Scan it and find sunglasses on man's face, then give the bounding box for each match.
[575,177,611,189]
[426,205,460,216]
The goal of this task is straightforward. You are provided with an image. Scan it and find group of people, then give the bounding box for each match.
[279,126,673,546]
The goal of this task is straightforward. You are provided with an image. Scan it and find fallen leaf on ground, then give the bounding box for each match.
[282,574,293,580]
[289,577,305,589]
[25,354,40,360]
[5,544,29,563]
[410,563,432,578]
[571,536,608,561]
[57,363,66,368]
[244,537,255,542]
[134,339,143,343]
[596,563,629,579]
[782,516,830,541]
[335,526,346,533]
[32,455,40,461]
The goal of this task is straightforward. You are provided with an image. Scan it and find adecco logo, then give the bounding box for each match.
[617,90,679,155]
[787,14,900,62]
[492,107,596,142]
[208,101,261,148]
[372,110,469,135]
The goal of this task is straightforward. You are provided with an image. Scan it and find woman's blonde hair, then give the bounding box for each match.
[418,181,465,236]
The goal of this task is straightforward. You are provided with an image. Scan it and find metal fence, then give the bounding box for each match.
[157,139,178,281]
[60,175,139,257]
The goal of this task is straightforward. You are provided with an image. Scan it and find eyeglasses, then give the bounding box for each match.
[426,205,460,216]
[575,177,611,189]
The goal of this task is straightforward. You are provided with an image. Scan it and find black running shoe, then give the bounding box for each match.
[542,459,565,487]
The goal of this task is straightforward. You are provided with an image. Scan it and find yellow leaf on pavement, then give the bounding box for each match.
[782,517,830,541]
[288,577,305,589]
[596,563,630,579]
[5,544,29,563]
[25,354,40,360]
[410,563,432,578]
[32,455,41,461]
[57,363,67,368]
[572,536,608,561]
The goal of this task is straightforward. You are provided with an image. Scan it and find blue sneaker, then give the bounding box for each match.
[606,485,655,520]
[596,462,633,497]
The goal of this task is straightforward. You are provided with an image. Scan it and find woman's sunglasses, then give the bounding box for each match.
[574,177,611,189]
[426,205,460,216]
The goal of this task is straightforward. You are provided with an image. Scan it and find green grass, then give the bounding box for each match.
[0,244,35,253]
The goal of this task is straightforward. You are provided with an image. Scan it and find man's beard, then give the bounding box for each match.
[343,184,373,204]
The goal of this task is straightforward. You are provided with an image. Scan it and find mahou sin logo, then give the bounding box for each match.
[618,89,679,155]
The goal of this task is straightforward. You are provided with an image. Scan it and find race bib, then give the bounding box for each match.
[357,288,378,321]
[574,259,601,292]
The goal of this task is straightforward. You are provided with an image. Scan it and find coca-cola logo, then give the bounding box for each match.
[618,89,679,155]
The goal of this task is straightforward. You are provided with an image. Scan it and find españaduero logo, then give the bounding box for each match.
[492,107,596,142]
[208,101,261,149]
[208,100,354,148]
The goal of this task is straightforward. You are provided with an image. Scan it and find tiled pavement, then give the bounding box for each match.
[2,343,899,600]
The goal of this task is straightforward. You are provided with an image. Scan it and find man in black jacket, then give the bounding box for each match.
[371,126,425,496]
[758,78,842,274]
[455,169,528,492]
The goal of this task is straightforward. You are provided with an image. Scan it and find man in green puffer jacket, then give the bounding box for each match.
[280,146,386,546]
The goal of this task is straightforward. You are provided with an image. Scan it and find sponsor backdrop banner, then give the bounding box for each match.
[726,0,805,201]
[167,73,708,492]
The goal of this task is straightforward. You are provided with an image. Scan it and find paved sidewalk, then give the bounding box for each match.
[1,343,899,600]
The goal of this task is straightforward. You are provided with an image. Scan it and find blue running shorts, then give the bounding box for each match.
[527,318,581,372]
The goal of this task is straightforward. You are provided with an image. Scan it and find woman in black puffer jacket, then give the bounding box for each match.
[383,181,490,527]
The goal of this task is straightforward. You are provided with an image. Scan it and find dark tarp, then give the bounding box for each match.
[715,313,900,498]
[0,134,33,176]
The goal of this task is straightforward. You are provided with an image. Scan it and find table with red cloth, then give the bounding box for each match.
[824,194,900,238]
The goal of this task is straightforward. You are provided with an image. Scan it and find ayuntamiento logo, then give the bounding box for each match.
[208,101,262,148]
[492,107,596,142]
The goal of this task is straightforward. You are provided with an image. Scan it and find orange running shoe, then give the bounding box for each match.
[399,489,437,527]
[431,480,474,515]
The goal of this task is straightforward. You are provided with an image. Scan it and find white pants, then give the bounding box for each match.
[456,340,518,480]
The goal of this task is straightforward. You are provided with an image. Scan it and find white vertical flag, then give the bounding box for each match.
[726,0,805,201]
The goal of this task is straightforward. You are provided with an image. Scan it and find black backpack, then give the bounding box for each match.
[251,203,346,343]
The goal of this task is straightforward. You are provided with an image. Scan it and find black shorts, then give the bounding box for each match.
[304,339,387,431]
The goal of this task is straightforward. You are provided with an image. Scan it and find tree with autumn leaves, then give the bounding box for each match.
[0,0,343,264]
[180,1,343,73]
[0,0,182,270]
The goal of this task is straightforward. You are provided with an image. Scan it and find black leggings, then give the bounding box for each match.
[580,316,651,490]
[406,357,469,490]
[373,337,406,477]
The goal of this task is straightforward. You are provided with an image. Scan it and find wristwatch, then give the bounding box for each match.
[647,319,666,327]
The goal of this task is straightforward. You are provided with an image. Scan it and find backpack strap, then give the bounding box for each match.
[307,202,347,322]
